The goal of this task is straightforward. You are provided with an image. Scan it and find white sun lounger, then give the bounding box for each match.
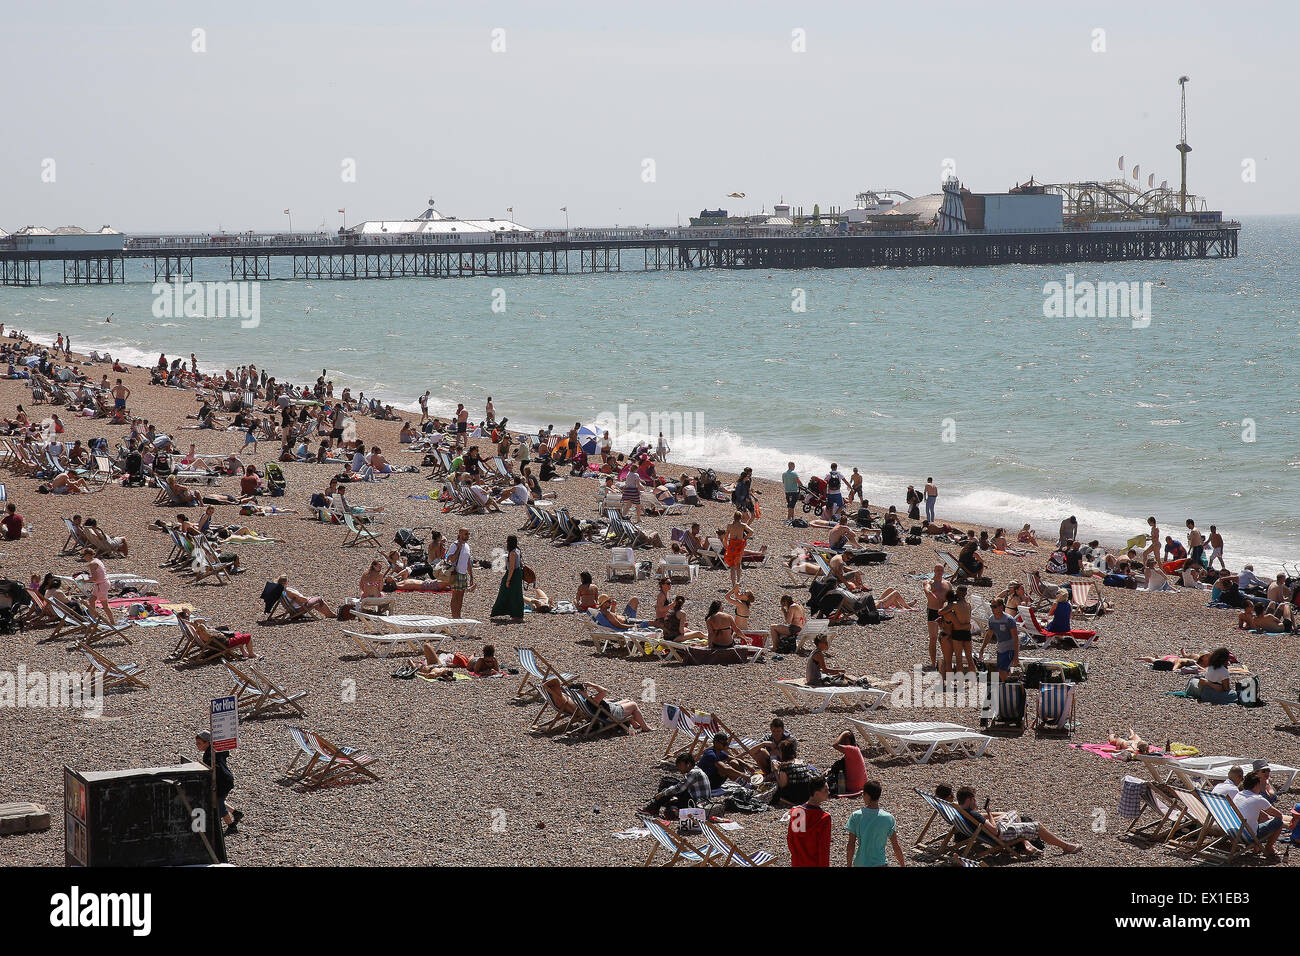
[349,612,479,638]
[774,678,889,713]
[853,722,993,763]
[342,630,444,659]
[848,720,970,749]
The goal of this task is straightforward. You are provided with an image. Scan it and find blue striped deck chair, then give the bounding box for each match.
[954,854,987,867]
[514,647,576,704]
[913,787,964,852]
[639,815,719,867]
[950,804,1017,858]
[986,680,1026,730]
[0,483,7,502]
[1035,682,1077,735]
[1193,790,1265,863]
[698,820,774,867]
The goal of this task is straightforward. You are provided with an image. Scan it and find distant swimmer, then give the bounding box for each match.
[105,313,113,323]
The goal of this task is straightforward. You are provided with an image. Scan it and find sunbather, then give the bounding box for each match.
[956,787,1081,855]
[81,518,128,557]
[806,634,870,687]
[1106,728,1151,755]
[538,676,650,731]
[277,575,337,619]
[768,594,807,649]
[176,609,256,659]
[1238,602,1294,632]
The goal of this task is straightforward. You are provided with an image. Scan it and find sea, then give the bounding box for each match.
[3,215,1297,572]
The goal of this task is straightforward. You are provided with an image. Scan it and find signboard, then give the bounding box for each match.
[209,695,239,752]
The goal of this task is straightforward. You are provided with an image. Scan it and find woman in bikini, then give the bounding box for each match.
[538,676,651,731]
[661,596,707,644]
[575,571,599,612]
[652,577,674,629]
[705,600,738,649]
[938,586,974,676]
[725,587,756,634]
[768,594,806,649]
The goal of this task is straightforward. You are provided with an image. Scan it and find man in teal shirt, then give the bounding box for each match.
[782,462,802,522]
[845,780,905,867]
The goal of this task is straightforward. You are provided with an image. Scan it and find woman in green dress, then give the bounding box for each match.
[490,534,526,622]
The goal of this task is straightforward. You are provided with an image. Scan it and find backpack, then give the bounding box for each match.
[826,473,841,492]
[905,534,922,546]
[790,517,808,528]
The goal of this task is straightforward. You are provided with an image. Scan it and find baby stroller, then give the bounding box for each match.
[802,476,827,516]
[264,462,286,497]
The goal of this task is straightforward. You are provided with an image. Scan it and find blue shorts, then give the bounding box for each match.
[114,398,126,409]
[827,493,843,509]
[457,421,467,433]
[996,649,1014,672]
[1256,817,1284,839]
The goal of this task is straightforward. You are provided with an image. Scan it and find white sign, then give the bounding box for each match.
[209,695,238,752]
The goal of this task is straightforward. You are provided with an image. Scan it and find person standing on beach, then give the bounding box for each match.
[490,534,525,622]
[848,468,864,505]
[196,731,242,835]
[80,547,115,624]
[924,477,938,523]
[906,484,922,521]
[924,564,950,670]
[845,781,905,868]
[782,462,802,521]
[112,378,130,413]
[788,775,832,867]
[1186,519,1205,567]
[456,403,469,448]
[825,463,846,520]
[485,396,496,425]
[1141,516,1160,562]
[418,391,430,422]
[1208,525,1226,571]
[448,527,475,619]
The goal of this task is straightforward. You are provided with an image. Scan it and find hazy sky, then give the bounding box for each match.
[3,0,1292,232]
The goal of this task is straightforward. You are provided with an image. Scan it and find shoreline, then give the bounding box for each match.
[11,321,1295,575]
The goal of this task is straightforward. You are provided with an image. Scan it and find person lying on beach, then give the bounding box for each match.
[466,644,499,675]
[1238,602,1294,633]
[956,787,1081,855]
[45,471,91,494]
[176,609,256,659]
[1134,649,1212,671]
[539,676,651,731]
[524,587,552,612]
[81,518,128,557]
[1107,728,1151,755]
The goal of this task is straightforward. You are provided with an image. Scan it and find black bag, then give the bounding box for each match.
[847,549,887,566]
[905,534,922,545]
[790,517,808,528]
[853,593,880,625]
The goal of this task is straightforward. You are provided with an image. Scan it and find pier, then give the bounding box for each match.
[0,224,1239,286]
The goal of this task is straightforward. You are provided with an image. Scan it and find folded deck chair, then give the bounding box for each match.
[80,645,149,691]
[774,678,888,714]
[1034,682,1077,735]
[697,820,775,867]
[639,815,722,867]
[223,660,307,719]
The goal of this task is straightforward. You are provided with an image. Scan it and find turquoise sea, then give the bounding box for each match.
[4,215,1298,571]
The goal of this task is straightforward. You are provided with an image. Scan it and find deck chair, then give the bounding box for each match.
[48,593,133,646]
[223,660,307,718]
[949,804,1019,859]
[286,728,380,788]
[912,788,966,853]
[606,547,638,581]
[261,582,321,623]
[1069,581,1106,620]
[170,616,239,666]
[1034,682,1077,735]
[341,512,380,547]
[188,546,232,586]
[1024,571,1056,609]
[661,709,763,763]
[61,518,90,555]
[697,820,774,867]
[1194,791,1269,863]
[1277,699,1300,727]
[639,815,720,867]
[563,686,634,738]
[985,679,1026,730]
[1165,788,1214,854]
[80,645,149,691]
[794,617,830,653]
[1023,607,1097,649]
[514,647,576,703]
[1121,777,1182,844]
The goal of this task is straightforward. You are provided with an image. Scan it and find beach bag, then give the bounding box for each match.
[790,517,808,528]
[1236,675,1261,706]
[847,549,887,566]
[854,506,873,527]
[430,561,454,585]
[853,594,880,625]
[905,534,922,546]
[777,633,798,655]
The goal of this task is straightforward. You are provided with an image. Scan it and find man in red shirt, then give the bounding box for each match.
[1,503,23,541]
[787,774,832,866]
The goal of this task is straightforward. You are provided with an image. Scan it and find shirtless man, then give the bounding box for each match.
[111,379,130,413]
[848,467,864,504]
[1186,519,1205,567]
[924,564,951,670]
[923,477,938,523]
[1207,525,1226,571]
[828,514,859,551]
[722,512,753,588]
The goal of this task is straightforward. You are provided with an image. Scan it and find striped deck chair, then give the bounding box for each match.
[662,709,762,763]
[1165,788,1213,853]
[954,855,988,867]
[223,660,307,719]
[913,787,964,853]
[285,728,379,788]
[1034,682,1077,735]
[1024,571,1055,609]
[698,820,774,867]
[1069,581,1106,620]
[1188,790,1266,863]
[563,686,634,738]
[48,594,133,647]
[514,647,576,703]
[639,815,720,867]
[950,805,1018,859]
[985,680,1026,730]
[80,645,149,691]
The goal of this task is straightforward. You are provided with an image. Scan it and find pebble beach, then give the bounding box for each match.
[2,341,1298,868]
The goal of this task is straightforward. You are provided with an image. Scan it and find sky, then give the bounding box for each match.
[2,0,1293,232]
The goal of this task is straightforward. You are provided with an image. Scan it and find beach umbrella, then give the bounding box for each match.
[581,438,598,456]
[576,425,598,438]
